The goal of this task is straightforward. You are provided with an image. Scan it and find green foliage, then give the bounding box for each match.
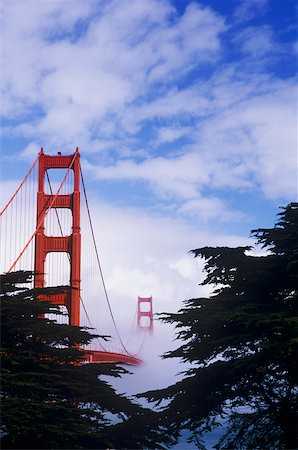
[141,203,298,449]
[0,271,175,449]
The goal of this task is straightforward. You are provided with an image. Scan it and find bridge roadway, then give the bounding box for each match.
[86,350,143,366]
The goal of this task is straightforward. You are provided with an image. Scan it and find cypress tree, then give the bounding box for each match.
[0,271,174,449]
[141,203,298,449]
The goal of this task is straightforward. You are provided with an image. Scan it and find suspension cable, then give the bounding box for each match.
[80,167,143,357]
[0,152,40,216]
[7,152,78,273]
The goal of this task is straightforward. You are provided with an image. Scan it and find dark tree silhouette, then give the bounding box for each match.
[0,271,174,449]
[141,203,298,449]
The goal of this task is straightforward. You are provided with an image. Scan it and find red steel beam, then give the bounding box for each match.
[86,350,143,366]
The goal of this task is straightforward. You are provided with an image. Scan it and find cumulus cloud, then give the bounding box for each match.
[1,0,225,137]
[198,79,297,200]
[1,0,296,216]
[82,75,296,211]
[82,151,211,199]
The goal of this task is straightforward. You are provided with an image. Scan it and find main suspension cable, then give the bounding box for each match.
[7,152,78,273]
[45,171,106,351]
[80,167,143,357]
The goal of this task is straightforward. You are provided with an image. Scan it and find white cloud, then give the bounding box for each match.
[169,255,200,282]
[79,198,251,334]
[233,25,276,58]
[234,0,268,24]
[1,0,225,141]
[2,0,295,211]
[122,86,212,128]
[83,152,210,199]
[1,0,296,399]
[179,197,247,222]
[83,76,297,205]
[0,172,266,394]
[78,197,251,393]
[156,125,191,144]
[0,0,95,117]
[198,79,297,200]
[19,142,41,161]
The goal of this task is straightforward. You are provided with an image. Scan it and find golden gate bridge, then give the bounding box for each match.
[0,148,153,366]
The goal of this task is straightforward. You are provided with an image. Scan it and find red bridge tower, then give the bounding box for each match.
[137,296,153,333]
[34,149,81,326]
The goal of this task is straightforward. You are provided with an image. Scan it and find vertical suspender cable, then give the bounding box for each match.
[45,170,106,350]
[0,154,40,216]
[80,167,144,357]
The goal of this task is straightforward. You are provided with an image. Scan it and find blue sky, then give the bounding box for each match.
[0,0,297,437]
[1,0,296,230]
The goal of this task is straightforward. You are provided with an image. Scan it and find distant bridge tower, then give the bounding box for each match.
[137,296,153,333]
[34,149,81,326]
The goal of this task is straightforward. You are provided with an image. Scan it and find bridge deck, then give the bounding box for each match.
[85,350,143,366]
